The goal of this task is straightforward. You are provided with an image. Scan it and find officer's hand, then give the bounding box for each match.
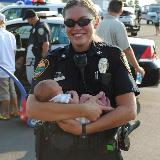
[57,119,81,135]
[83,97,106,121]
[135,66,145,78]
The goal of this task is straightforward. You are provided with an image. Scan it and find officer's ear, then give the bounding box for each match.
[93,16,100,29]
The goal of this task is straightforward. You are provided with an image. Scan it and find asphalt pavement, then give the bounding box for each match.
[0,20,160,160]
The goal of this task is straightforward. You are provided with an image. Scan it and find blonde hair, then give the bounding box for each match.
[63,0,98,18]
[63,0,102,42]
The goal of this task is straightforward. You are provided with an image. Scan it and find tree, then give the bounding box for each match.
[135,0,140,9]
[128,0,134,7]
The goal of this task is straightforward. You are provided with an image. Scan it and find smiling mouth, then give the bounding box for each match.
[72,33,85,37]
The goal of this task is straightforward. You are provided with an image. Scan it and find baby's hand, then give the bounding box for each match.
[80,94,92,103]
[67,90,79,104]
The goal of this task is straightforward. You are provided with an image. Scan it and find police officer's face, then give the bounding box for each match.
[64,6,98,52]
[27,17,35,25]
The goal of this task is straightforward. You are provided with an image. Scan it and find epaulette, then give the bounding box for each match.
[93,41,122,56]
[47,45,70,61]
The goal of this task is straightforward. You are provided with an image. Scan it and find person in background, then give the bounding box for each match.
[23,9,50,68]
[153,12,160,35]
[0,13,18,120]
[136,8,142,25]
[97,0,145,78]
[26,0,139,159]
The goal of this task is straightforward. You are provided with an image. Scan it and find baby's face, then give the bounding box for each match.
[50,81,63,97]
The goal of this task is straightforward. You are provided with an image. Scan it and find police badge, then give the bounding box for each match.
[98,58,109,73]
[38,28,44,35]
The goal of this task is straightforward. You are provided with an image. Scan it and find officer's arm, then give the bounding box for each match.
[42,42,49,58]
[86,92,137,134]
[26,94,102,122]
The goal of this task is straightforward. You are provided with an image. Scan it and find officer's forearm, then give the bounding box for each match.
[123,47,140,69]
[26,94,90,121]
[42,42,49,57]
[86,93,137,134]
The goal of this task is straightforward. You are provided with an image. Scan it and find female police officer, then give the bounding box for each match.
[26,0,139,160]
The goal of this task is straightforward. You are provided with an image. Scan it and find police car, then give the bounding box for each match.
[0,0,66,21]
[6,12,69,91]
[119,7,140,36]
[5,12,160,91]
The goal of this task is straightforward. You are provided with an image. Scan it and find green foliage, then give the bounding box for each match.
[128,0,134,7]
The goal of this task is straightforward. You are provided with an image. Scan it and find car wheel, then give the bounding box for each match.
[131,32,137,36]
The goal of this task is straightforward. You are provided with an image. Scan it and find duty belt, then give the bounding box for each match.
[34,122,118,154]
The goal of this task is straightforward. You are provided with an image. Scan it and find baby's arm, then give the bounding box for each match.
[80,92,114,112]
[96,91,114,112]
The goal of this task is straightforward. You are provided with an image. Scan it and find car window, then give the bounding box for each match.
[6,23,32,39]
[2,8,22,21]
[49,23,69,44]
[7,22,69,47]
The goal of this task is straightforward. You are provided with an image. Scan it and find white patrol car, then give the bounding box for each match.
[5,12,160,91]
[0,0,66,21]
[6,12,68,91]
[119,7,140,36]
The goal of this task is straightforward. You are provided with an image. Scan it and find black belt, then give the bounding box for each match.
[34,122,118,154]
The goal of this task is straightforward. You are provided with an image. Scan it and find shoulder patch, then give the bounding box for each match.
[38,28,44,35]
[120,53,132,75]
[33,59,49,80]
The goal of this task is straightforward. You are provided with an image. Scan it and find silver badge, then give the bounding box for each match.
[98,58,109,73]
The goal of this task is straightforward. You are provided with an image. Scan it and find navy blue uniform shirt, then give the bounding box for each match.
[29,20,50,59]
[31,41,139,136]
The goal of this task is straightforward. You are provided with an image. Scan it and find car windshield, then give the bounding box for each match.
[149,7,160,12]
[6,22,69,48]
[3,8,22,21]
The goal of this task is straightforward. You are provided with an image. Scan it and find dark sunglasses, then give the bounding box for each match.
[64,18,92,28]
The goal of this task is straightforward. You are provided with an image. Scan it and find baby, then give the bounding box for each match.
[34,79,79,104]
[34,79,113,123]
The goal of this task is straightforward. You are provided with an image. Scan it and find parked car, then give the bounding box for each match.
[141,4,160,24]
[119,7,140,36]
[0,0,66,21]
[129,37,160,87]
[5,14,160,91]
[6,14,69,92]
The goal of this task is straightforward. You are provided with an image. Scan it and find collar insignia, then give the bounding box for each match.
[54,72,65,81]
[33,59,49,80]
[98,58,109,73]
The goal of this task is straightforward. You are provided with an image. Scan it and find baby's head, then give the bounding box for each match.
[34,79,62,102]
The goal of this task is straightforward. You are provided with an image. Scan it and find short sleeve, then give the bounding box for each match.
[37,25,49,43]
[115,23,130,50]
[29,58,53,94]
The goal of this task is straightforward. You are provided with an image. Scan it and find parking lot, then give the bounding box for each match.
[0,20,160,160]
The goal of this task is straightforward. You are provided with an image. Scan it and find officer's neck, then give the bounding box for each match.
[72,43,91,53]
[32,18,39,26]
